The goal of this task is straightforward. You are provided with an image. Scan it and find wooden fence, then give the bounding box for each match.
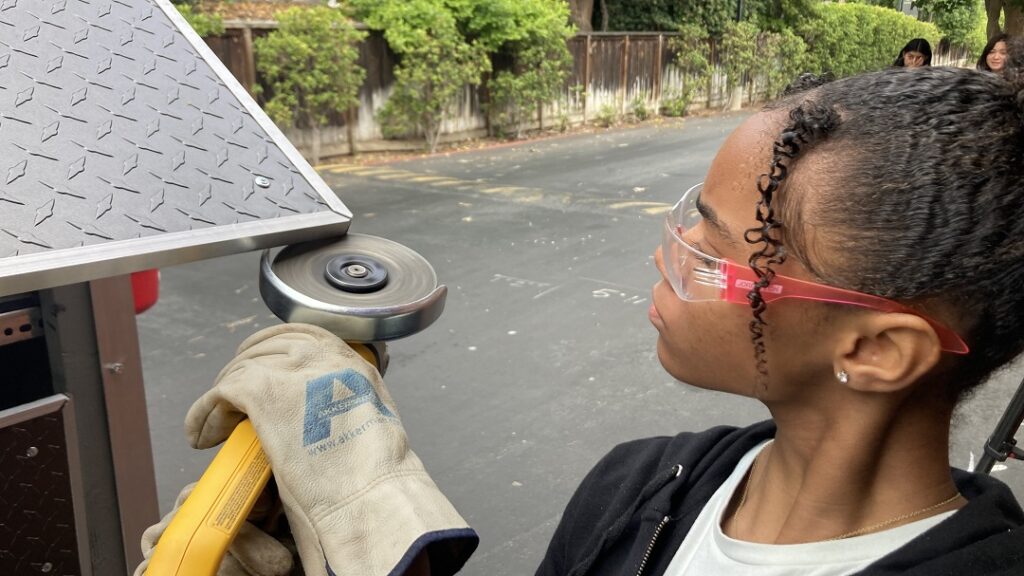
[204,23,972,159]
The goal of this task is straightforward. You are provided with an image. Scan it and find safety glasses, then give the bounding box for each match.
[661,183,969,354]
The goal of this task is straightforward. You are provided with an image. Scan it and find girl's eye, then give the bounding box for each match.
[690,240,719,265]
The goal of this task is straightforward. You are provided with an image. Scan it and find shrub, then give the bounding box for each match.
[721,21,759,94]
[667,23,713,116]
[353,0,488,152]
[253,6,365,164]
[965,0,989,58]
[660,90,692,117]
[800,3,941,77]
[453,0,575,139]
[595,103,618,128]
[758,28,809,99]
[630,96,651,121]
[915,0,985,56]
[173,3,224,38]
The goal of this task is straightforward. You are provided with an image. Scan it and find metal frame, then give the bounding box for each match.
[0,306,43,346]
[0,213,349,298]
[41,280,158,574]
[0,394,92,576]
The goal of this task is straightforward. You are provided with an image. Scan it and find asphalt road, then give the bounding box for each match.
[138,114,1024,576]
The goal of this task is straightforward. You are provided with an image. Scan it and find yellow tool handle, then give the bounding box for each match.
[145,419,269,576]
[146,343,380,576]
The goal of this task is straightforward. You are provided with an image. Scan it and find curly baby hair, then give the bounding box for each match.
[745,55,1024,400]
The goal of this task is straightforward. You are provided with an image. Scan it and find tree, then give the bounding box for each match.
[752,0,821,33]
[720,20,759,107]
[915,0,986,51]
[450,0,575,138]
[353,0,489,152]
[757,29,808,98]
[597,0,818,37]
[666,23,713,115]
[568,0,595,32]
[172,1,224,37]
[253,6,365,164]
[984,0,1024,37]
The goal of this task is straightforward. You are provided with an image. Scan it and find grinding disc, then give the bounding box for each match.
[259,234,446,342]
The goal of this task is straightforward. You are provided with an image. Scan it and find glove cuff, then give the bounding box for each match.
[384,527,478,576]
[286,470,479,576]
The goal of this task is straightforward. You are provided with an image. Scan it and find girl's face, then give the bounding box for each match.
[650,112,839,401]
[903,50,926,68]
[987,41,1007,71]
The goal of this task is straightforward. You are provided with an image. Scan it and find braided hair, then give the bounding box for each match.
[746,46,1024,400]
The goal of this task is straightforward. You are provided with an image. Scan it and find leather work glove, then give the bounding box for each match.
[185,323,478,576]
[134,482,293,576]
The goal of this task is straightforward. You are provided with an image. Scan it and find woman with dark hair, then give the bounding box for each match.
[893,38,931,67]
[978,33,1009,72]
[141,37,1024,576]
[536,45,1024,576]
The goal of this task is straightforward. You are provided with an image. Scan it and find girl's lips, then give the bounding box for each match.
[648,302,662,326]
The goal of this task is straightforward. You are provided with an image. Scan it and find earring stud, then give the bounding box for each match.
[836,370,849,384]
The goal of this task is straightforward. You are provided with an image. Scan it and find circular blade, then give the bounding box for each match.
[259,234,446,342]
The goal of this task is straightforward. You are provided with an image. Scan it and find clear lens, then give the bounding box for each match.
[660,184,970,354]
[662,184,727,302]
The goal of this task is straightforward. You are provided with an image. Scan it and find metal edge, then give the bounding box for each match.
[152,0,353,220]
[89,276,157,570]
[0,393,66,429]
[0,306,43,347]
[0,213,350,298]
[60,394,93,576]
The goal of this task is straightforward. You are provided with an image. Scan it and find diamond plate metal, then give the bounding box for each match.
[0,0,351,296]
[0,398,82,575]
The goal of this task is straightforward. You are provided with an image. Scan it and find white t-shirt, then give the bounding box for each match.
[663,441,955,576]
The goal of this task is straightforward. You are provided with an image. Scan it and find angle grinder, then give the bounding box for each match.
[145,233,446,576]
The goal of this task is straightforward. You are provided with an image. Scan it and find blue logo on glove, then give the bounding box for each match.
[303,369,395,447]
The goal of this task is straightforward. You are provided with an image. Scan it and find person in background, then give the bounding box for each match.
[893,38,932,67]
[978,33,1009,73]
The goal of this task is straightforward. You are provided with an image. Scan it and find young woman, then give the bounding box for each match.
[893,38,931,67]
[978,33,1009,72]
[537,56,1024,575]
[141,43,1024,576]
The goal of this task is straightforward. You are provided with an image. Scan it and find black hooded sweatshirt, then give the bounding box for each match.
[536,421,1024,576]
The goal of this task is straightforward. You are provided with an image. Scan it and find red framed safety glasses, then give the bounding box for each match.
[662,183,969,355]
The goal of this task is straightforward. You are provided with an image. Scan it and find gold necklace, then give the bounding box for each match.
[825,492,962,540]
[732,444,961,540]
[733,441,770,519]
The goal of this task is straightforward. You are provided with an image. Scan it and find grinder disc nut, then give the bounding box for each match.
[325,255,389,293]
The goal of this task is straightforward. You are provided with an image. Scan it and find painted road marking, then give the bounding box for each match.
[408,175,454,183]
[324,165,361,173]
[481,186,531,194]
[608,201,672,215]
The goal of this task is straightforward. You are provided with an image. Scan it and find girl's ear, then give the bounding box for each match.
[834,312,942,394]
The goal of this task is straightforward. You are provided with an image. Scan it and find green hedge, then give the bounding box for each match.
[800,4,941,77]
